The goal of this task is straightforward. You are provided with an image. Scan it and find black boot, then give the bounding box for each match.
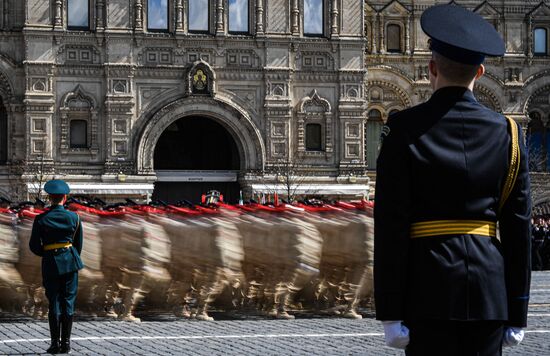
[46,314,60,354]
[59,315,73,354]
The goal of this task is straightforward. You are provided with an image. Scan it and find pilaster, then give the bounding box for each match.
[256,0,265,34]
[291,0,299,35]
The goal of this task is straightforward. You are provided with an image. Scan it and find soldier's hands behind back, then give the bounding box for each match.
[382,321,410,349]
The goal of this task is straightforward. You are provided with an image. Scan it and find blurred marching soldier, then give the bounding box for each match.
[374,4,531,355]
[29,180,84,354]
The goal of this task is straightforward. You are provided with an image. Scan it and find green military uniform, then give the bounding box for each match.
[29,180,83,354]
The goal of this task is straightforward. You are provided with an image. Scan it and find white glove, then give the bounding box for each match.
[382,321,410,349]
[502,327,524,347]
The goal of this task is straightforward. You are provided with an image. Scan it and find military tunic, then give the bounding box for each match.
[29,205,84,317]
[374,87,531,328]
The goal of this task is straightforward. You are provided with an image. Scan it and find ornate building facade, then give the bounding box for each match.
[0,0,548,205]
[363,0,550,209]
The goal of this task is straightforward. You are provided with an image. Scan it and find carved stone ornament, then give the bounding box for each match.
[296,90,334,156]
[186,60,216,96]
[59,85,99,158]
[299,90,332,114]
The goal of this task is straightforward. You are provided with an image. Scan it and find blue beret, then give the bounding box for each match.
[421,4,505,65]
[44,179,70,195]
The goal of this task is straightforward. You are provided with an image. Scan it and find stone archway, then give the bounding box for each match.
[136,95,265,203]
[137,95,265,174]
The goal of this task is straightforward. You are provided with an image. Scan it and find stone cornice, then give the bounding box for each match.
[57,66,104,77]
[218,72,264,81]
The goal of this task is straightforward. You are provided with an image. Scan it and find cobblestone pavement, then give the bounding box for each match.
[1,271,549,355]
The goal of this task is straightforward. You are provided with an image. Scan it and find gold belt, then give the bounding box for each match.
[43,242,72,251]
[410,220,496,238]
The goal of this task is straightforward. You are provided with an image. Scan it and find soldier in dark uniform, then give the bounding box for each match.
[29,180,84,354]
[374,4,531,355]
[532,218,545,271]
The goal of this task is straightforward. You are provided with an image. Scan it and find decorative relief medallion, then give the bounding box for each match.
[193,69,207,91]
[186,60,216,96]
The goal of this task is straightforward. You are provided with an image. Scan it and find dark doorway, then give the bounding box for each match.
[152,116,242,204]
[0,99,7,164]
[153,181,240,205]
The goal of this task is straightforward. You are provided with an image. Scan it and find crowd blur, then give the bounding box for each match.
[0,194,374,321]
[532,216,550,271]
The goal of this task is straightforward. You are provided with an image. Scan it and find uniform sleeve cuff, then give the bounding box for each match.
[507,296,529,327]
[375,292,405,321]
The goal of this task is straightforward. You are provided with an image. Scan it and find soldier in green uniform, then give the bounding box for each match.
[29,179,83,354]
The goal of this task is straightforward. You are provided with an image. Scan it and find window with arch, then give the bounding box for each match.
[297,91,333,157]
[365,109,383,169]
[60,86,99,157]
[67,0,90,30]
[534,28,548,55]
[386,24,402,53]
[0,98,6,164]
[306,123,323,151]
[304,0,323,36]
[228,0,249,34]
[148,0,169,32]
[189,0,210,33]
[70,120,88,148]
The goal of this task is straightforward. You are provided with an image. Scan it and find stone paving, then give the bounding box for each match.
[0,271,549,355]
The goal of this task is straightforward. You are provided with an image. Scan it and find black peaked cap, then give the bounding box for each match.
[421,4,505,64]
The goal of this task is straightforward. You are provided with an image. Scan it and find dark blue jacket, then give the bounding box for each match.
[374,86,531,327]
[29,205,84,277]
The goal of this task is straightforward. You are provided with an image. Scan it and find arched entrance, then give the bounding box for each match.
[136,95,266,204]
[152,116,241,203]
[0,97,6,164]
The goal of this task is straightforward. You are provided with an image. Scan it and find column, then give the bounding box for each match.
[54,0,63,29]
[135,0,143,30]
[256,0,264,34]
[176,0,184,32]
[379,15,385,54]
[291,0,299,35]
[527,16,533,58]
[2,1,9,29]
[331,0,339,36]
[405,15,411,55]
[371,15,377,53]
[96,0,105,29]
[216,0,224,34]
